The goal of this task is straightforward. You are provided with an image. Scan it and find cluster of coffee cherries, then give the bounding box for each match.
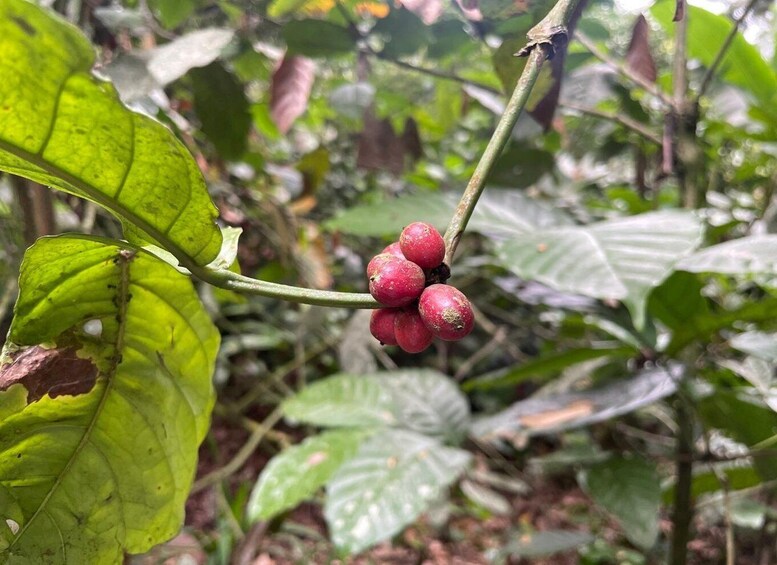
[367,222,474,353]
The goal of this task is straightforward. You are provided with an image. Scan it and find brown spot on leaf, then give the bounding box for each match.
[0,346,98,403]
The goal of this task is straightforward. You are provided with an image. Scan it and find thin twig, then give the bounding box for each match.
[443,0,584,263]
[696,0,762,101]
[371,50,501,95]
[443,47,547,263]
[560,102,663,146]
[191,407,284,493]
[576,30,675,109]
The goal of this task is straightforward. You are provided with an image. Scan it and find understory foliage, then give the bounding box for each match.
[1,0,777,563]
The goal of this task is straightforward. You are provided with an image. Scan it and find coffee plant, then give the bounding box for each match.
[1,0,777,563]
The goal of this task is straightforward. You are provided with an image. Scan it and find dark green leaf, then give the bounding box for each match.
[283,20,356,57]
[490,144,555,188]
[698,391,777,480]
[148,0,198,28]
[652,0,777,116]
[582,457,661,549]
[464,345,636,391]
[648,271,710,331]
[190,62,251,160]
[0,235,219,561]
[373,8,430,59]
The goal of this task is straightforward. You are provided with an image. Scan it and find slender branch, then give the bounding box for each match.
[191,406,284,493]
[188,264,378,308]
[576,30,675,109]
[443,46,546,263]
[443,0,584,263]
[560,102,663,146]
[697,0,762,101]
[670,398,694,565]
[371,50,501,95]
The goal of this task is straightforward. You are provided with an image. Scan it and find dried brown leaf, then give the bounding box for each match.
[270,54,316,134]
[625,15,657,84]
[356,110,405,175]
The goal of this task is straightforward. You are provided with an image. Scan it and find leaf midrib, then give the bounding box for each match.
[8,248,133,555]
[0,138,200,271]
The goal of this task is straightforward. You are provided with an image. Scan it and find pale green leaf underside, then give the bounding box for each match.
[677,235,777,275]
[0,0,222,266]
[582,457,661,549]
[496,210,703,328]
[246,429,366,522]
[0,235,219,563]
[282,370,470,440]
[324,429,471,554]
[325,189,571,238]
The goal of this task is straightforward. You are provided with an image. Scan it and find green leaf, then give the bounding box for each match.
[325,189,571,238]
[648,271,710,332]
[698,391,777,481]
[282,370,470,441]
[652,0,777,116]
[373,8,430,59]
[283,20,356,57]
[464,345,636,391]
[677,235,777,275]
[495,210,703,329]
[380,370,471,442]
[324,429,471,554]
[666,296,777,356]
[0,485,23,551]
[471,366,679,440]
[246,429,366,521]
[148,0,198,28]
[581,457,661,549]
[190,62,251,160]
[268,0,315,18]
[496,530,593,559]
[490,144,555,188]
[283,373,398,428]
[0,235,219,562]
[663,464,761,505]
[0,0,222,266]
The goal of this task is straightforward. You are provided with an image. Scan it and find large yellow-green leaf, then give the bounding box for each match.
[0,235,219,563]
[0,0,222,266]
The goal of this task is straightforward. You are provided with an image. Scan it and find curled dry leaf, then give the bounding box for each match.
[270,54,316,134]
[625,15,657,84]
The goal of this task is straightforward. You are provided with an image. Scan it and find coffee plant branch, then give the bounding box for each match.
[576,30,676,109]
[443,0,584,264]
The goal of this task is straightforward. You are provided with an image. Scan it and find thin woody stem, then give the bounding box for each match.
[443,0,584,264]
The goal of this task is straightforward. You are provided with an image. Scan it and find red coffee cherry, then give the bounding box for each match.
[399,222,445,269]
[367,254,425,307]
[394,308,434,353]
[381,241,404,258]
[418,284,474,341]
[370,308,400,345]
